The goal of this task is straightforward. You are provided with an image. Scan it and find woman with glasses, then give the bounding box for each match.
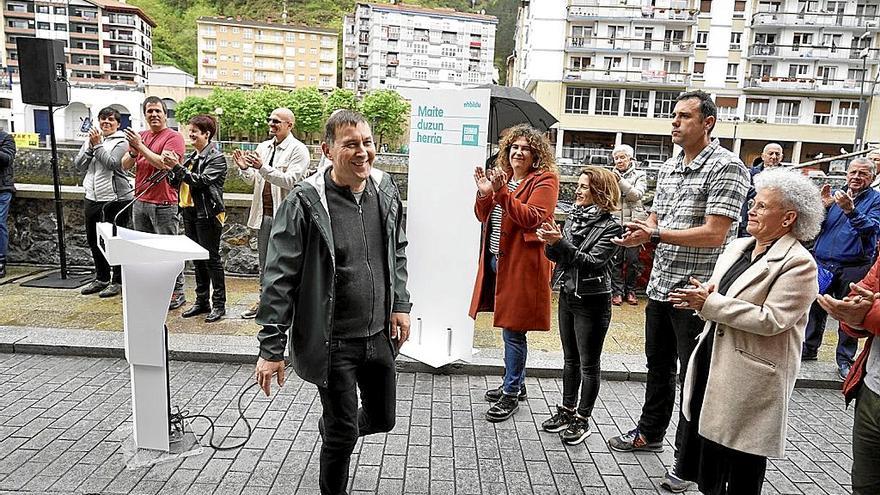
[536,166,622,445]
[669,169,823,494]
[76,106,133,298]
[469,124,560,423]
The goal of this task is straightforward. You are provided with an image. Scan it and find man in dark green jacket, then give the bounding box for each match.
[254,110,411,495]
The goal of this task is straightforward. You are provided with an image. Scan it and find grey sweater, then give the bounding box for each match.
[74,131,133,202]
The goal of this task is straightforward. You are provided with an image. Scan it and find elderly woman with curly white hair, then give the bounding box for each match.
[667,168,824,495]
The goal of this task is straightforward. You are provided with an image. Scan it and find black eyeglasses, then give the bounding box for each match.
[266,118,288,125]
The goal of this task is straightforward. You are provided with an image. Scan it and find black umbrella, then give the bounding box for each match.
[474,84,559,143]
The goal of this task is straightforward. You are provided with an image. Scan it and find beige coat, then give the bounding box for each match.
[240,133,311,229]
[682,234,817,458]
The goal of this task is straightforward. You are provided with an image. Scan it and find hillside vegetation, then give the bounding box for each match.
[128,0,518,83]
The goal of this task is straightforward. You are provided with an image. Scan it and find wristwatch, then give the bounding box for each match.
[650,228,661,244]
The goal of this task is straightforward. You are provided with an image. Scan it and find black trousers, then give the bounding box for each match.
[318,332,397,495]
[803,261,869,366]
[638,299,704,452]
[84,198,129,284]
[559,291,612,417]
[181,208,225,308]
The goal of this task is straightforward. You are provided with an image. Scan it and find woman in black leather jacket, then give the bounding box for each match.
[536,166,622,445]
[170,114,228,323]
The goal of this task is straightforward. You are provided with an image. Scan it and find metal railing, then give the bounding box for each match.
[567,36,694,53]
[752,11,880,29]
[564,67,691,85]
[744,76,865,93]
[568,4,698,21]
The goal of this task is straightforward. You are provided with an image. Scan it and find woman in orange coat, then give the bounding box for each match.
[469,124,560,423]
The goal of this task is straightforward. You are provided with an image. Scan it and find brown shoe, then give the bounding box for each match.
[611,295,623,306]
[240,301,260,319]
[626,292,638,305]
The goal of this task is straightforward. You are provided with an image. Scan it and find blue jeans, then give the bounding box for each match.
[0,191,11,263]
[502,330,528,396]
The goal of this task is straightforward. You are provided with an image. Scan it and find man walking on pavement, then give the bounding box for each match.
[0,128,15,279]
[609,90,749,492]
[234,107,310,319]
[122,96,187,309]
[254,110,411,495]
[803,157,880,380]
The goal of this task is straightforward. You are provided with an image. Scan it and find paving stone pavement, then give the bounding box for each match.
[0,352,854,495]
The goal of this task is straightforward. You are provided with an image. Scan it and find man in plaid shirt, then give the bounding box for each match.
[608,91,749,492]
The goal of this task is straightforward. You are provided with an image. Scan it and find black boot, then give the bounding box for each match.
[205,307,226,323]
[182,303,211,318]
[486,394,519,423]
[485,384,527,402]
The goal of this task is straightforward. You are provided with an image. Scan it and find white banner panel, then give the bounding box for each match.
[400,88,490,368]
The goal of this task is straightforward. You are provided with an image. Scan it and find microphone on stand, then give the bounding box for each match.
[112,168,170,236]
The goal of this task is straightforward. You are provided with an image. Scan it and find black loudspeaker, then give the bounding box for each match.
[15,37,69,106]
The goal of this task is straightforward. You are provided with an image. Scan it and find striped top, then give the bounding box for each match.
[488,178,522,255]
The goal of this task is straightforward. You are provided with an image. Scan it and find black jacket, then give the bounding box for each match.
[546,211,622,297]
[170,146,227,219]
[0,131,16,194]
[256,166,412,387]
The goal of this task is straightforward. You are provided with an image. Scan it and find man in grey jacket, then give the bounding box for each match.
[254,110,411,495]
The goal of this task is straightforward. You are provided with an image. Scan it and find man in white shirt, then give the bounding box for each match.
[233,107,310,318]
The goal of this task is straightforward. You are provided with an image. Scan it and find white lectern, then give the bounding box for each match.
[97,222,208,452]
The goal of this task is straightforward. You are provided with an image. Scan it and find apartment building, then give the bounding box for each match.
[4,0,155,86]
[510,0,880,166]
[2,0,155,139]
[196,17,338,90]
[342,2,498,95]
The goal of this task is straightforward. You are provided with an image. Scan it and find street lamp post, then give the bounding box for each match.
[853,31,872,150]
[214,107,224,150]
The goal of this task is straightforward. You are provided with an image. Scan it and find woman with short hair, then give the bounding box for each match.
[608,144,647,306]
[537,166,622,445]
[470,124,560,422]
[171,114,228,323]
[76,106,132,298]
[669,168,823,494]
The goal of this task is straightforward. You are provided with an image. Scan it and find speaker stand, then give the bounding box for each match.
[24,103,78,289]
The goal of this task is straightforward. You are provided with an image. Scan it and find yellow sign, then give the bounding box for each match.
[13,133,39,149]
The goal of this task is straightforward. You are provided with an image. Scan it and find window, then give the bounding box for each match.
[726,63,738,80]
[595,89,620,115]
[624,90,650,117]
[54,23,67,32]
[37,5,49,13]
[413,68,427,80]
[693,62,705,77]
[54,6,65,14]
[570,25,592,47]
[745,98,769,120]
[715,96,739,120]
[700,0,712,13]
[696,31,708,48]
[570,56,591,70]
[750,64,772,78]
[631,58,650,70]
[441,47,456,57]
[733,0,746,14]
[413,43,427,54]
[788,64,809,78]
[792,33,812,51]
[730,32,742,50]
[603,57,622,72]
[37,22,50,30]
[757,1,781,12]
[565,87,590,114]
[813,100,832,125]
[654,91,678,118]
[849,68,866,85]
[817,66,837,84]
[775,100,800,124]
[837,101,859,126]
[232,27,240,34]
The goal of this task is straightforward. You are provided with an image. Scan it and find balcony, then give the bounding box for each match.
[563,67,691,86]
[751,12,880,30]
[4,26,33,35]
[566,37,694,56]
[748,44,880,63]
[359,33,369,43]
[744,76,863,95]
[106,16,137,27]
[567,3,698,23]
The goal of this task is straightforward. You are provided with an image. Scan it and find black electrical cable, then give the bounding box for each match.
[174,365,289,451]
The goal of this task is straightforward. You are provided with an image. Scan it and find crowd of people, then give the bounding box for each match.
[2,89,880,494]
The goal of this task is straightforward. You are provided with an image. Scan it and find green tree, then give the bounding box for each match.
[240,87,293,140]
[205,87,251,139]
[324,88,359,116]
[361,89,410,145]
[174,96,213,125]
[290,87,326,136]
